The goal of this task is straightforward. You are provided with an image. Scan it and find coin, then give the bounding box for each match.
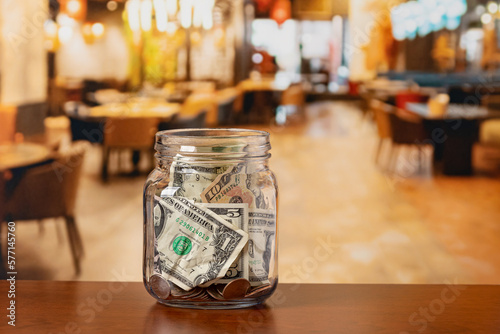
[222,278,251,300]
[170,282,192,297]
[207,286,225,300]
[245,284,271,298]
[150,274,171,300]
[215,284,225,296]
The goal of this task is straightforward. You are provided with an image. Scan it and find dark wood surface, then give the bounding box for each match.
[1,281,499,333]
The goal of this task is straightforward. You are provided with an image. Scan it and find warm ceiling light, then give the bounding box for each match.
[92,22,105,38]
[487,1,498,14]
[44,20,58,38]
[58,26,73,44]
[140,0,153,32]
[107,1,118,11]
[482,13,493,24]
[166,22,178,35]
[126,0,141,32]
[202,0,214,30]
[166,0,178,16]
[67,0,82,15]
[154,0,168,32]
[180,0,193,29]
[193,0,203,28]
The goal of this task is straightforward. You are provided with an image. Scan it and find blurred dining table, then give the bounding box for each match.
[239,77,290,92]
[88,101,181,119]
[0,143,51,172]
[406,103,500,175]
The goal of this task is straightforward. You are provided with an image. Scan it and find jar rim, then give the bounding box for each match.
[156,128,269,139]
[155,128,271,161]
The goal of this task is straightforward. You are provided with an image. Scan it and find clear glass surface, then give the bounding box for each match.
[143,129,278,309]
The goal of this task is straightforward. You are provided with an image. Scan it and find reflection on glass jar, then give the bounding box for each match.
[143,129,279,309]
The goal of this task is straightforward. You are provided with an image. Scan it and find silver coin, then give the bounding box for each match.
[150,274,171,300]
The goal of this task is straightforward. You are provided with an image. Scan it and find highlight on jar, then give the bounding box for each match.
[143,128,279,309]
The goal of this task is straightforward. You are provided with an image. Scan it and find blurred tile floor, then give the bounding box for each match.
[9,101,500,284]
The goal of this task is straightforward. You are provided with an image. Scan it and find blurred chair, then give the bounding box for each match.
[65,101,105,144]
[158,111,207,131]
[480,119,500,168]
[44,116,70,151]
[0,105,17,144]
[479,119,500,171]
[371,100,393,167]
[395,91,428,110]
[447,85,481,104]
[179,92,216,126]
[481,94,500,110]
[158,94,210,131]
[15,102,48,142]
[102,117,159,182]
[2,142,88,275]
[388,107,430,173]
[278,84,306,124]
[216,88,240,126]
[480,120,500,147]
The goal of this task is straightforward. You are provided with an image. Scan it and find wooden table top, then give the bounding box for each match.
[0,143,51,171]
[406,103,500,120]
[239,78,289,92]
[1,281,499,333]
[89,101,181,118]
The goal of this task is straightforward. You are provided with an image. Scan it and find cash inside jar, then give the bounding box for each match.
[150,138,277,303]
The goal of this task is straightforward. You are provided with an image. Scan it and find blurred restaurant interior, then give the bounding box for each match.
[0,0,500,284]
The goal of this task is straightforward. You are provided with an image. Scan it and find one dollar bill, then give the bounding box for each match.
[248,209,276,286]
[201,203,249,284]
[154,196,248,290]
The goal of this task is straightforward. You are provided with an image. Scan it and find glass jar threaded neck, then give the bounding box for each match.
[154,128,271,167]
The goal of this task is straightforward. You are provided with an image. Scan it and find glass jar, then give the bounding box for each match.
[143,129,278,309]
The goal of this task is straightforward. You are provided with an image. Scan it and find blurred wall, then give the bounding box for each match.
[56,16,129,81]
[0,0,48,105]
[348,0,377,81]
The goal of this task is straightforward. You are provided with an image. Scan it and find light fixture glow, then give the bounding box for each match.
[58,26,73,44]
[391,0,467,40]
[140,0,153,32]
[66,0,81,15]
[166,0,178,16]
[202,0,215,30]
[44,20,58,38]
[154,0,168,32]
[487,1,498,14]
[92,22,105,38]
[166,22,178,34]
[180,0,193,29]
[126,0,141,32]
[482,13,493,25]
[107,1,118,11]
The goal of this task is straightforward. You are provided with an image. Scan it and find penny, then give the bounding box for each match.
[207,286,225,300]
[215,284,225,296]
[150,274,171,300]
[222,278,251,300]
[245,284,272,298]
